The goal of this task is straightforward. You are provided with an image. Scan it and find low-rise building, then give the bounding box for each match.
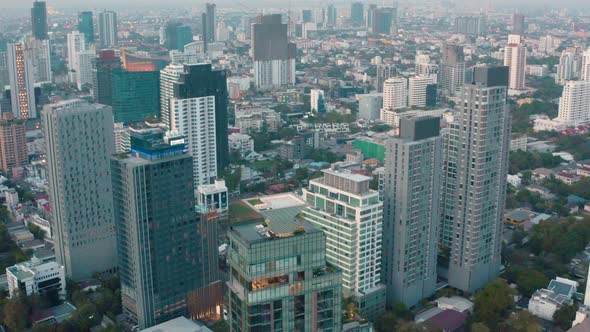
[196,178,229,217]
[533,116,567,132]
[6,257,66,299]
[235,108,280,133]
[507,174,522,188]
[556,170,581,185]
[504,208,535,227]
[510,135,528,151]
[532,168,553,182]
[228,133,254,157]
[526,65,549,77]
[435,296,474,314]
[528,277,579,321]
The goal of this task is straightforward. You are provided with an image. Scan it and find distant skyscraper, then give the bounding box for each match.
[454,15,487,36]
[112,129,203,329]
[326,4,337,27]
[111,67,159,124]
[66,31,86,87]
[0,113,28,173]
[302,169,386,320]
[556,49,583,85]
[202,3,216,45]
[227,218,342,331]
[0,41,9,91]
[161,63,228,184]
[92,49,121,105]
[439,42,466,96]
[440,66,510,292]
[25,37,52,83]
[371,8,395,35]
[367,4,377,28]
[557,81,590,126]
[512,13,525,35]
[351,2,364,26]
[301,9,313,23]
[383,116,442,307]
[376,63,396,93]
[78,11,95,44]
[426,84,438,107]
[77,50,95,90]
[504,34,527,90]
[165,22,193,51]
[251,14,296,89]
[7,43,36,119]
[31,1,48,40]
[408,75,434,108]
[310,89,325,114]
[98,11,118,48]
[42,99,118,280]
[582,48,590,82]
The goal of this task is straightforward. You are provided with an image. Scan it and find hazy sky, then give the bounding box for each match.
[0,0,588,11]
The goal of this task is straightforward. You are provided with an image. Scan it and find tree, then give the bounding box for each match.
[471,322,490,332]
[515,269,549,297]
[503,311,542,332]
[2,296,30,331]
[370,124,392,133]
[374,311,397,332]
[28,223,46,240]
[553,303,578,330]
[0,205,11,223]
[473,279,515,329]
[70,302,101,331]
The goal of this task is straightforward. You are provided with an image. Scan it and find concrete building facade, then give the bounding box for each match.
[42,100,118,280]
[382,116,442,307]
[440,66,511,292]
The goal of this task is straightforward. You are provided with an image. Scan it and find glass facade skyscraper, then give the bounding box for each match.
[31,1,48,40]
[227,219,342,332]
[112,129,204,329]
[78,11,95,44]
[111,67,160,124]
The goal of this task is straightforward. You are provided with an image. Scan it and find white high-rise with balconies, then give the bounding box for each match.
[77,49,95,90]
[408,75,434,108]
[557,80,590,126]
[383,77,408,110]
[159,63,184,129]
[582,48,590,82]
[504,34,527,91]
[381,77,408,126]
[66,31,86,87]
[556,49,583,85]
[302,168,385,319]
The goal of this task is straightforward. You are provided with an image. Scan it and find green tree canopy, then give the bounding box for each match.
[553,303,578,330]
[473,279,516,329]
[515,269,549,297]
